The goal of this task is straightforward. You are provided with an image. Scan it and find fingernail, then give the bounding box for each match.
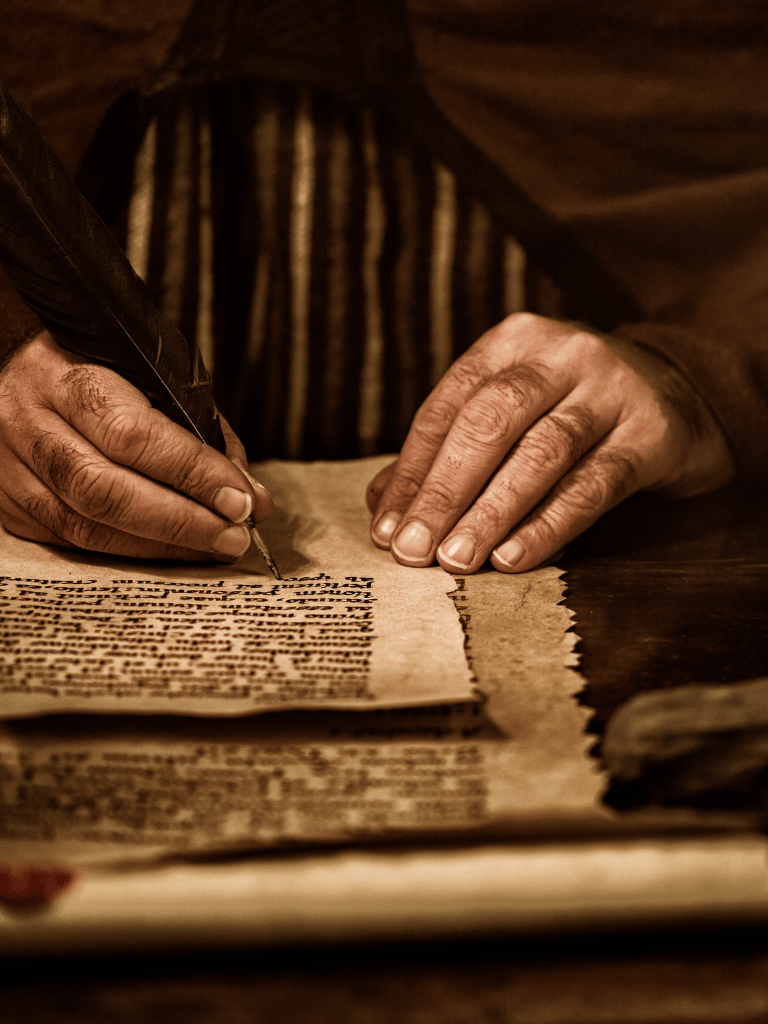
[493,537,525,569]
[212,486,252,523]
[212,524,251,557]
[392,521,433,562]
[438,533,476,570]
[371,511,401,549]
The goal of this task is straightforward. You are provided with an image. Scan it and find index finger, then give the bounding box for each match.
[369,312,570,550]
[369,353,488,548]
[386,364,564,567]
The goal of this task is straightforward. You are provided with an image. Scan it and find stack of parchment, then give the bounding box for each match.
[1,458,765,954]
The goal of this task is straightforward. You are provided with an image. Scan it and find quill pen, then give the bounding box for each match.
[0,81,280,577]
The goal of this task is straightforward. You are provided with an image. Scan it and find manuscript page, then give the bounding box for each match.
[0,458,474,717]
[0,457,614,936]
[0,560,606,868]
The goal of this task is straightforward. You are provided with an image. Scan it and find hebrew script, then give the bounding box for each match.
[0,458,474,717]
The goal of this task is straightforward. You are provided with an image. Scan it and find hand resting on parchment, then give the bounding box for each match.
[367,313,735,574]
[0,316,734,571]
[0,330,272,560]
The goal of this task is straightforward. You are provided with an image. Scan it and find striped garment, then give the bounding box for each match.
[120,80,563,460]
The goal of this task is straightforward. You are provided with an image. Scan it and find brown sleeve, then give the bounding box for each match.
[612,321,768,483]
[409,0,768,480]
[0,0,191,175]
[0,1,190,364]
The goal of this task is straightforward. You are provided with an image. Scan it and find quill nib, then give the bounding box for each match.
[248,521,282,580]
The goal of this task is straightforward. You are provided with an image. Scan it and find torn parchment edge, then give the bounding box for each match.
[449,567,609,814]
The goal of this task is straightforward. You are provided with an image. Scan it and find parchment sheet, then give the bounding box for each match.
[4,831,768,953]
[455,571,603,819]
[0,455,623,932]
[0,564,608,868]
[0,457,474,717]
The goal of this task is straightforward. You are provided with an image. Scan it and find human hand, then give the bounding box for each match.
[367,313,734,574]
[0,330,272,560]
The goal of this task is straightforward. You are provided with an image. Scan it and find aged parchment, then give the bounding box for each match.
[0,456,626,946]
[6,833,768,954]
[0,458,474,716]
[0,553,606,867]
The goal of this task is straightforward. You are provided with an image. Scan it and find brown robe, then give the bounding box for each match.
[2,0,767,474]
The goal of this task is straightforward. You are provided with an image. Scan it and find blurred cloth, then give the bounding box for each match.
[603,676,768,812]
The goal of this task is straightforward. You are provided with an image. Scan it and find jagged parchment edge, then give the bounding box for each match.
[448,567,609,817]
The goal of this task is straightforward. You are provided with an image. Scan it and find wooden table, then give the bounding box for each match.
[3,482,768,1023]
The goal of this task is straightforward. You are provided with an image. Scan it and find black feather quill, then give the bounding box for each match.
[0,80,224,451]
[0,82,283,578]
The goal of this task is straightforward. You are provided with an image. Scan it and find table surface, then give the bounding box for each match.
[4,481,768,1024]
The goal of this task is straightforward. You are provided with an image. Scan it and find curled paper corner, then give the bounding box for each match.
[0,864,76,913]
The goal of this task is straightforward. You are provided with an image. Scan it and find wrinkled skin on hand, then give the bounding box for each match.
[367,313,735,574]
[0,330,272,560]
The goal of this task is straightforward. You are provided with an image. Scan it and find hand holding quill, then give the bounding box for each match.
[0,81,278,572]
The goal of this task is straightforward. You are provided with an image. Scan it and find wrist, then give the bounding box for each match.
[606,333,736,497]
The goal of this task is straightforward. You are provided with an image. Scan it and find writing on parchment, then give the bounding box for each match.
[0,574,377,704]
[0,742,486,848]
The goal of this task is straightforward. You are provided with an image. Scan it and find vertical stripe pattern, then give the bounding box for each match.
[125,116,158,281]
[429,163,457,387]
[196,112,215,372]
[161,97,193,329]
[286,89,315,458]
[357,108,386,455]
[120,80,561,460]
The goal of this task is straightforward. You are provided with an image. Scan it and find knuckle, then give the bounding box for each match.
[514,431,565,479]
[67,461,123,521]
[163,511,195,547]
[414,477,459,519]
[99,403,208,498]
[385,466,423,508]
[555,470,608,517]
[25,490,81,545]
[458,393,514,447]
[525,506,564,549]
[27,429,136,532]
[597,448,642,502]
[449,366,551,462]
[560,448,641,515]
[515,405,596,477]
[521,446,642,554]
[29,431,79,493]
[170,444,210,494]
[467,496,508,537]
[449,356,485,391]
[549,404,597,448]
[60,365,110,417]
[479,312,546,352]
[488,364,548,413]
[412,395,457,444]
[570,328,607,357]
[97,404,154,461]
[499,311,543,335]
[68,514,107,552]
[557,327,611,368]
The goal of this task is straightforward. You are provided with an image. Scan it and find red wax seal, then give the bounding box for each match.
[0,865,75,912]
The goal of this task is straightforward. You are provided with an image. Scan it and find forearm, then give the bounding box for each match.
[610,318,768,484]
